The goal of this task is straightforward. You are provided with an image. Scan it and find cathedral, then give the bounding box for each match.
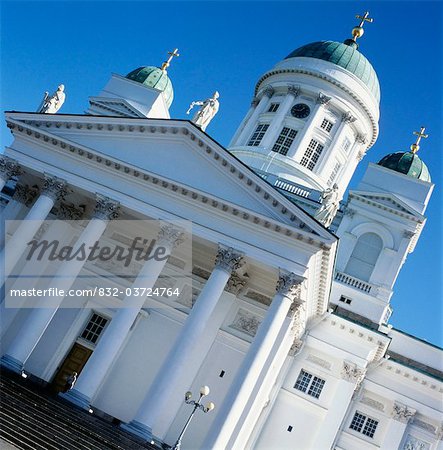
[0,10,441,450]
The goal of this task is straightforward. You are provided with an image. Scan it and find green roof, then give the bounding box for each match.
[126,66,174,107]
[285,40,380,102]
[378,151,431,182]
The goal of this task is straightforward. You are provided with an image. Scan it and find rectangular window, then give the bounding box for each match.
[294,369,325,399]
[339,295,352,305]
[350,412,379,438]
[300,139,324,170]
[248,124,269,146]
[268,103,280,113]
[81,313,108,344]
[342,137,351,153]
[272,127,298,156]
[320,118,334,133]
[327,161,341,186]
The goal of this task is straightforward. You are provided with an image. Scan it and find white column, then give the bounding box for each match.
[0,174,67,281]
[229,97,260,147]
[312,361,366,449]
[122,245,244,441]
[234,86,274,146]
[287,92,331,159]
[260,85,299,150]
[0,155,21,192]
[0,194,119,373]
[203,270,304,450]
[63,224,185,409]
[380,402,416,450]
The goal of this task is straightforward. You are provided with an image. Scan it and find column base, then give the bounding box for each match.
[60,388,92,410]
[121,420,153,441]
[0,354,24,374]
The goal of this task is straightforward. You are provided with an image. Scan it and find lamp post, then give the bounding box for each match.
[171,385,215,450]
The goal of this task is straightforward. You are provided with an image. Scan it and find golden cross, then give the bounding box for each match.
[161,48,180,71]
[356,11,374,28]
[352,11,374,41]
[411,126,429,153]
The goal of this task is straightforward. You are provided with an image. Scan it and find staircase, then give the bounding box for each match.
[0,369,159,450]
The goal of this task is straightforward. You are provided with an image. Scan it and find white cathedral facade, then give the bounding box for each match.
[0,15,442,450]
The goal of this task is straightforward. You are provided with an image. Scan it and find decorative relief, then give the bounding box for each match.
[53,202,85,220]
[157,223,185,249]
[413,419,436,434]
[306,354,332,370]
[276,270,303,301]
[230,308,262,337]
[342,111,357,123]
[356,150,366,161]
[316,92,331,105]
[13,184,39,206]
[289,338,304,356]
[0,155,22,181]
[42,174,68,201]
[341,361,366,385]
[360,396,385,412]
[403,435,430,450]
[93,194,120,221]
[392,402,416,423]
[356,133,367,144]
[215,245,244,274]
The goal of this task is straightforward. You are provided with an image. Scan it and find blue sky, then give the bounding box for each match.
[1,1,442,346]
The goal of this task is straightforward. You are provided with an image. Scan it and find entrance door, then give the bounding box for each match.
[51,343,93,393]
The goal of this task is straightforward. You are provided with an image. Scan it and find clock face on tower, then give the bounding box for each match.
[291,103,311,119]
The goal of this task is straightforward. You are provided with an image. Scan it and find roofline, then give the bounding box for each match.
[391,327,443,351]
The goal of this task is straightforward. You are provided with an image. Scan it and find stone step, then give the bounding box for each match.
[0,369,158,450]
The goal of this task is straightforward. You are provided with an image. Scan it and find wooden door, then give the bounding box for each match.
[51,343,93,393]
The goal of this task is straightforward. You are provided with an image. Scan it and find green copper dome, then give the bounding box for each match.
[126,66,174,107]
[378,151,431,182]
[285,41,380,102]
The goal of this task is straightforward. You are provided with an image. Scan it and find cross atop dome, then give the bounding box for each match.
[161,48,180,72]
[351,11,373,42]
[411,126,429,153]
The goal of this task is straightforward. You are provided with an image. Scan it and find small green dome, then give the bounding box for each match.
[126,66,174,107]
[378,151,431,182]
[285,41,380,102]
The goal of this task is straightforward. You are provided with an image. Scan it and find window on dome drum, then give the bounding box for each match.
[300,139,324,170]
[344,233,383,282]
[294,369,325,399]
[268,103,280,113]
[327,161,341,186]
[342,137,351,153]
[80,313,108,344]
[339,295,352,305]
[320,118,334,133]
[350,412,379,438]
[272,127,298,156]
[248,124,269,146]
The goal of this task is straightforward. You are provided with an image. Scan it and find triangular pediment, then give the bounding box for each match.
[349,191,424,220]
[5,113,336,243]
[88,97,147,118]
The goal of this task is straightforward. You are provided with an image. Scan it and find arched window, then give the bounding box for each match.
[345,233,383,282]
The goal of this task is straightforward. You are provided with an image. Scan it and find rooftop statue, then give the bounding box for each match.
[37,84,66,114]
[187,91,220,132]
[314,184,339,228]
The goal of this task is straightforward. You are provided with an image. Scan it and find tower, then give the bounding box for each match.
[229,14,379,208]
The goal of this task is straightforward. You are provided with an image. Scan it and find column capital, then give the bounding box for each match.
[392,402,416,424]
[215,245,244,274]
[316,92,331,105]
[356,133,367,144]
[356,149,366,161]
[262,86,275,98]
[0,155,22,181]
[93,194,120,221]
[42,174,68,201]
[287,85,300,97]
[342,111,357,123]
[225,261,249,295]
[275,269,303,301]
[157,223,186,249]
[13,184,39,206]
[341,361,366,384]
[54,202,86,220]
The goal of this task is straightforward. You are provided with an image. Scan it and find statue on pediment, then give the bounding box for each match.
[187,91,219,132]
[37,84,66,114]
[315,184,339,227]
